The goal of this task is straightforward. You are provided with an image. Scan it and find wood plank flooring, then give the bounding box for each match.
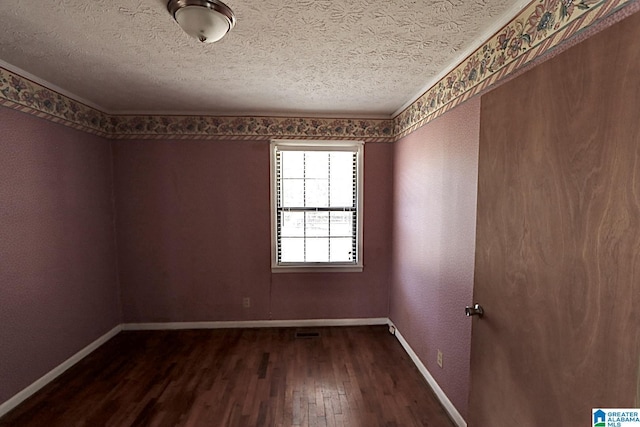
[0,326,455,427]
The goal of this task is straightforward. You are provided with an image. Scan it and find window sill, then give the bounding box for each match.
[271,264,363,274]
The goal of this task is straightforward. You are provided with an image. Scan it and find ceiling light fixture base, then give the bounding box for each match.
[167,0,236,43]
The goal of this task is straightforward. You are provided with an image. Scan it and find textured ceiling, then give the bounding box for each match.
[0,0,528,117]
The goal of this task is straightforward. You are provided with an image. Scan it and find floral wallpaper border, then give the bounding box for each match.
[395,0,636,137]
[0,68,110,138]
[0,0,635,142]
[109,114,395,142]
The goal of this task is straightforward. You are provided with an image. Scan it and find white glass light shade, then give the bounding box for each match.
[175,5,231,43]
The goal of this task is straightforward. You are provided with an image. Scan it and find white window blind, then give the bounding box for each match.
[270,140,363,272]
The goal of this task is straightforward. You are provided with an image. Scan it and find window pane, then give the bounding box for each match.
[281,212,305,237]
[330,212,353,237]
[307,238,329,262]
[330,152,354,207]
[330,180,354,207]
[281,238,304,262]
[330,153,354,182]
[330,152,353,173]
[306,179,329,207]
[329,238,353,262]
[306,212,328,237]
[281,179,304,207]
[305,152,329,178]
[281,151,304,178]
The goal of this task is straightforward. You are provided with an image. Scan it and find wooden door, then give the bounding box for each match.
[468,11,640,427]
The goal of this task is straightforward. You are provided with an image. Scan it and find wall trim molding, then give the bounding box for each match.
[1,0,636,142]
[390,322,468,427]
[0,324,123,419]
[122,317,389,331]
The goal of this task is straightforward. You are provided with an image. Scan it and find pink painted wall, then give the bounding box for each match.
[0,107,121,404]
[390,97,481,418]
[113,139,393,322]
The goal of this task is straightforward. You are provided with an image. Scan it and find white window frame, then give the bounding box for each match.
[270,139,364,273]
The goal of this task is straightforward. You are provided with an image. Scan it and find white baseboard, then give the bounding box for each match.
[390,322,468,427]
[0,324,122,418]
[123,317,389,331]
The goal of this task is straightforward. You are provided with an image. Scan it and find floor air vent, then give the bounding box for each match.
[294,330,320,339]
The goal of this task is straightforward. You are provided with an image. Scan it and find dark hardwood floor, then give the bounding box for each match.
[0,326,455,427]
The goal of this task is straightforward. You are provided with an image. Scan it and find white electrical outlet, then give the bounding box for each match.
[437,350,443,368]
[242,297,251,308]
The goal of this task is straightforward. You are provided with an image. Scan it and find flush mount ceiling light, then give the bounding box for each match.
[167,0,236,43]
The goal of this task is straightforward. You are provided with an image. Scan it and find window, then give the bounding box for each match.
[270,140,363,272]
